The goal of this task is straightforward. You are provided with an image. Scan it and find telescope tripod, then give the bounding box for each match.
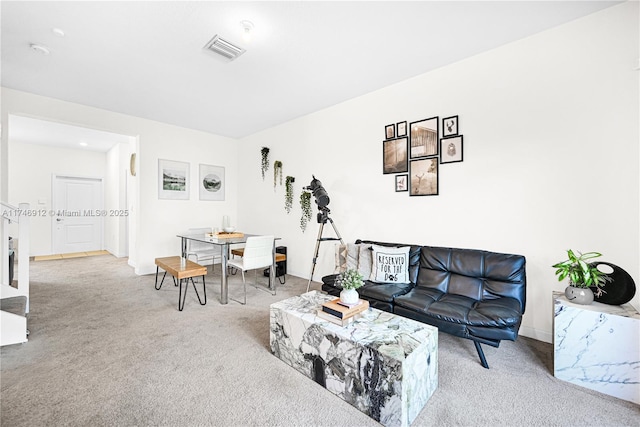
[307,215,344,292]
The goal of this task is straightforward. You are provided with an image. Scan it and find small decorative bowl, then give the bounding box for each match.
[224,226,236,233]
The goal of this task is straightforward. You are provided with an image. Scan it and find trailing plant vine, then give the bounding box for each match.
[273,160,283,190]
[300,191,312,232]
[260,147,270,180]
[285,176,295,214]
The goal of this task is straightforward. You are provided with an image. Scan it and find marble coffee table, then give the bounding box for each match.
[270,291,438,427]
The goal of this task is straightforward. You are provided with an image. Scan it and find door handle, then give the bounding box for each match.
[56,218,63,222]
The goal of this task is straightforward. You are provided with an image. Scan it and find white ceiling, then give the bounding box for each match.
[2,1,621,140]
[8,115,132,152]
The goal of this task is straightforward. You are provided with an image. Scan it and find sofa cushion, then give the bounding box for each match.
[346,243,360,270]
[416,246,527,313]
[334,244,347,274]
[358,280,414,303]
[357,244,373,279]
[394,287,522,328]
[369,245,411,284]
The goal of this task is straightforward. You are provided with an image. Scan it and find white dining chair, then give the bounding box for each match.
[185,227,222,273]
[227,235,275,305]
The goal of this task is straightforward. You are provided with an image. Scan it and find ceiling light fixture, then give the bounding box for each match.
[203,35,245,60]
[79,142,88,147]
[30,43,50,55]
[240,20,254,43]
[52,28,65,37]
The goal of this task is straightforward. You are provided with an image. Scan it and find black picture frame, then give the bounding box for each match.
[396,121,407,137]
[409,116,438,159]
[409,157,439,196]
[385,124,395,140]
[440,136,463,164]
[395,174,408,192]
[442,115,458,137]
[383,137,408,174]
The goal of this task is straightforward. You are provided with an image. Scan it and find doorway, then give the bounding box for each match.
[52,175,103,254]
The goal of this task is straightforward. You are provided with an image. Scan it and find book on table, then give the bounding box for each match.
[321,298,369,319]
[315,309,362,326]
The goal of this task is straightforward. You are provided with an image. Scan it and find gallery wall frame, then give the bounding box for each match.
[385,123,395,140]
[440,136,463,164]
[442,115,459,137]
[409,157,439,196]
[396,121,407,137]
[409,116,439,159]
[383,137,408,174]
[199,164,225,201]
[395,174,408,192]
[158,159,189,200]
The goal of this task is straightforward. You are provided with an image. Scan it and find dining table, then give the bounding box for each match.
[176,232,278,304]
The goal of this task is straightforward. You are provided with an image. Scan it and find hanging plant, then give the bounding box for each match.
[300,192,312,232]
[273,160,283,190]
[285,176,295,214]
[260,147,270,180]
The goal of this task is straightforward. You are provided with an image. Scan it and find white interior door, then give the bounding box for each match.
[52,176,103,254]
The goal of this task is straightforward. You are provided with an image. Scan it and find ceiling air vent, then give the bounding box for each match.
[203,35,245,61]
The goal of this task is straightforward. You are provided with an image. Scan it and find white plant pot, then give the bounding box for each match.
[565,285,594,305]
[340,288,359,305]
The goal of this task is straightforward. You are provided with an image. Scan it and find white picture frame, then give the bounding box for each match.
[199,164,225,201]
[158,159,190,200]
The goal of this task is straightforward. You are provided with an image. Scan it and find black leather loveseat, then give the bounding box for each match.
[322,239,527,369]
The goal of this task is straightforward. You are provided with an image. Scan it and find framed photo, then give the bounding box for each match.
[409,116,438,159]
[396,121,407,137]
[158,159,189,200]
[409,157,439,196]
[442,115,458,137]
[385,123,395,140]
[395,174,408,192]
[199,164,225,201]
[440,136,463,164]
[383,137,408,174]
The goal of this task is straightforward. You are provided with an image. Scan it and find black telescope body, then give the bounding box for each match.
[305,176,330,209]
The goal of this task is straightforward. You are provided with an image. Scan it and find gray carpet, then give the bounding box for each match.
[1,255,638,426]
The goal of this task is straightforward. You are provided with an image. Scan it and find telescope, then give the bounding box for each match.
[304,175,330,210]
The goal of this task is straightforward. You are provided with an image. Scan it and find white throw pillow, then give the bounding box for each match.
[357,244,373,279]
[369,245,411,284]
[346,243,360,271]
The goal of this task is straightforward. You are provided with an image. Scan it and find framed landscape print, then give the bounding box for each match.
[383,137,408,174]
[395,174,408,192]
[409,157,439,196]
[442,115,459,137]
[440,136,463,164]
[199,164,225,201]
[158,159,189,200]
[409,116,438,159]
[385,123,395,140]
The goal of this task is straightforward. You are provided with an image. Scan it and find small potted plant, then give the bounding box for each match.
[552,249,611,305]
[260,147,270,180]
[299,192,312,232]
[284,176,295,213]
[337,268,365,305]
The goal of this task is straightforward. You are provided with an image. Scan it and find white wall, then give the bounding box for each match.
[238,2,639,342]
[1,89,238,274]
[105,142,133,257]
[7,141,107,256]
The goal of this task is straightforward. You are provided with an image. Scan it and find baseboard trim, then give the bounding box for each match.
[519,326,552,344]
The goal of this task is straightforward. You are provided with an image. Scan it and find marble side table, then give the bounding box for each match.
[553,291,640,404]
[270,291,438,427]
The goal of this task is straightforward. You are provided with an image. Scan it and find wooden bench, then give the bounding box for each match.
[155,256,207,311]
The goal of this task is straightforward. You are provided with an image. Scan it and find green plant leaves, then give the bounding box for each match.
[552,249,610,290]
